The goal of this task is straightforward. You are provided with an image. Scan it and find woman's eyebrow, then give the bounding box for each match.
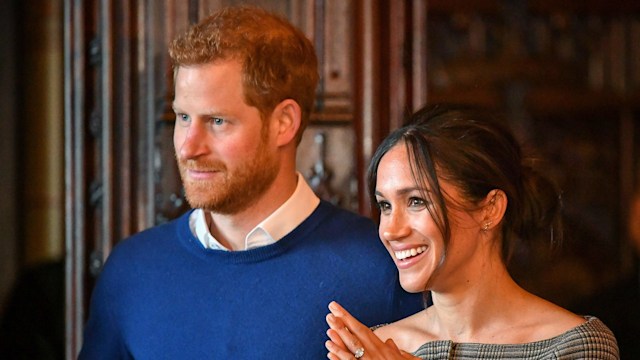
[376,187,429,197]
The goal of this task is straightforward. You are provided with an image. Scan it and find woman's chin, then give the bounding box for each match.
[399,277,428,293]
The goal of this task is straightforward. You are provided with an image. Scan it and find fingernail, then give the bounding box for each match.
[328,301,343,315]
[325,340,334,351]
[326,313,335,323]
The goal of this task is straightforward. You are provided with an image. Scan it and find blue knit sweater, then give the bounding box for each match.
[79,201,423,359]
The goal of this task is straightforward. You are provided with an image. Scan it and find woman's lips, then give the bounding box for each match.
[394,245,428,270]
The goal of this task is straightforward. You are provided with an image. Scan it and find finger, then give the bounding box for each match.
[326,313,347,331]
[386,338,419,359]
[329,323,364,356]
[385,338,400,352]
[326,328,347,350]
[326,314,348,349]
[335,326,363,354]
[329,301,367,334]
[329,301,380,353]
[326,339,358,360]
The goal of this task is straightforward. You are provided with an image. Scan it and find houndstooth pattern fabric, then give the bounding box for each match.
[412,317,619,359]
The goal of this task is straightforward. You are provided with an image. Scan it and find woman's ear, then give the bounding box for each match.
[271,99,301,147]
[481,189,507,232]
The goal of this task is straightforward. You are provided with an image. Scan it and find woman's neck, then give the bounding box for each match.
[427,259,530,343]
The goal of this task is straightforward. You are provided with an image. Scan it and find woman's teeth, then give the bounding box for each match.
[395,246,428,260]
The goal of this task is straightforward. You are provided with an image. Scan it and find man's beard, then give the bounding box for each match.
[177,140,279,215]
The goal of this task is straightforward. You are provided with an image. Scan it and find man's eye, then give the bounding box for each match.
[176,114,190,126]
[211,117,224,125]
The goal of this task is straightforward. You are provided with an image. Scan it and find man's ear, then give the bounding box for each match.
[481,189,507,232]
[271,99,301,147]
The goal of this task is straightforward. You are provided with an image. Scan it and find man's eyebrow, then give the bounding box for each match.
[170,106,225,117]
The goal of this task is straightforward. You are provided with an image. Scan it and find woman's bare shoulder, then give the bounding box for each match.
[503,295,587,343]
[373,309,433,352]
[528,299,587,335]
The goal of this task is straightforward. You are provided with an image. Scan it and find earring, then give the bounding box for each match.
[482,221,491,231]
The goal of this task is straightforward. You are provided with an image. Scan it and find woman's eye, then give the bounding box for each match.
[408,197,426,208]
[377,200,391,213]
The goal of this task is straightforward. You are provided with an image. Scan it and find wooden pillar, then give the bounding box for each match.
[354,0,385,216]
[64,0,88,356]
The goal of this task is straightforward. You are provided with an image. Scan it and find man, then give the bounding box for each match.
[79,6,422,359]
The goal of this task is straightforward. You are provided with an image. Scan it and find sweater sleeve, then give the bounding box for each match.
[78,260,132,360]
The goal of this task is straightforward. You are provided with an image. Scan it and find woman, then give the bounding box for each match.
[325,105,619,359]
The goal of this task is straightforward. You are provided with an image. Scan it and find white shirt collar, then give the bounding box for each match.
[189,173,320,251]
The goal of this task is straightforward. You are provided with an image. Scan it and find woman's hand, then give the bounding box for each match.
[325,301,419,360]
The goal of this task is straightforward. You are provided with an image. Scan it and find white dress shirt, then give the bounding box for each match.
[189,172,321,251]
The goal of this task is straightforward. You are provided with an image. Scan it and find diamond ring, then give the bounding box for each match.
[354,347,365,359]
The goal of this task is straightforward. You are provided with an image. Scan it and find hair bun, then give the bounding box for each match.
[516,162,563,246]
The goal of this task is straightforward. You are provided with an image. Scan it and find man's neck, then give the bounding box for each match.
[207,172,298,251]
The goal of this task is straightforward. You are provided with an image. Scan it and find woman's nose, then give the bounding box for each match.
[380,210,411,241]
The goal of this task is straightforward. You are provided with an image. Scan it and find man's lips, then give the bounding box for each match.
[185,169,222,180]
